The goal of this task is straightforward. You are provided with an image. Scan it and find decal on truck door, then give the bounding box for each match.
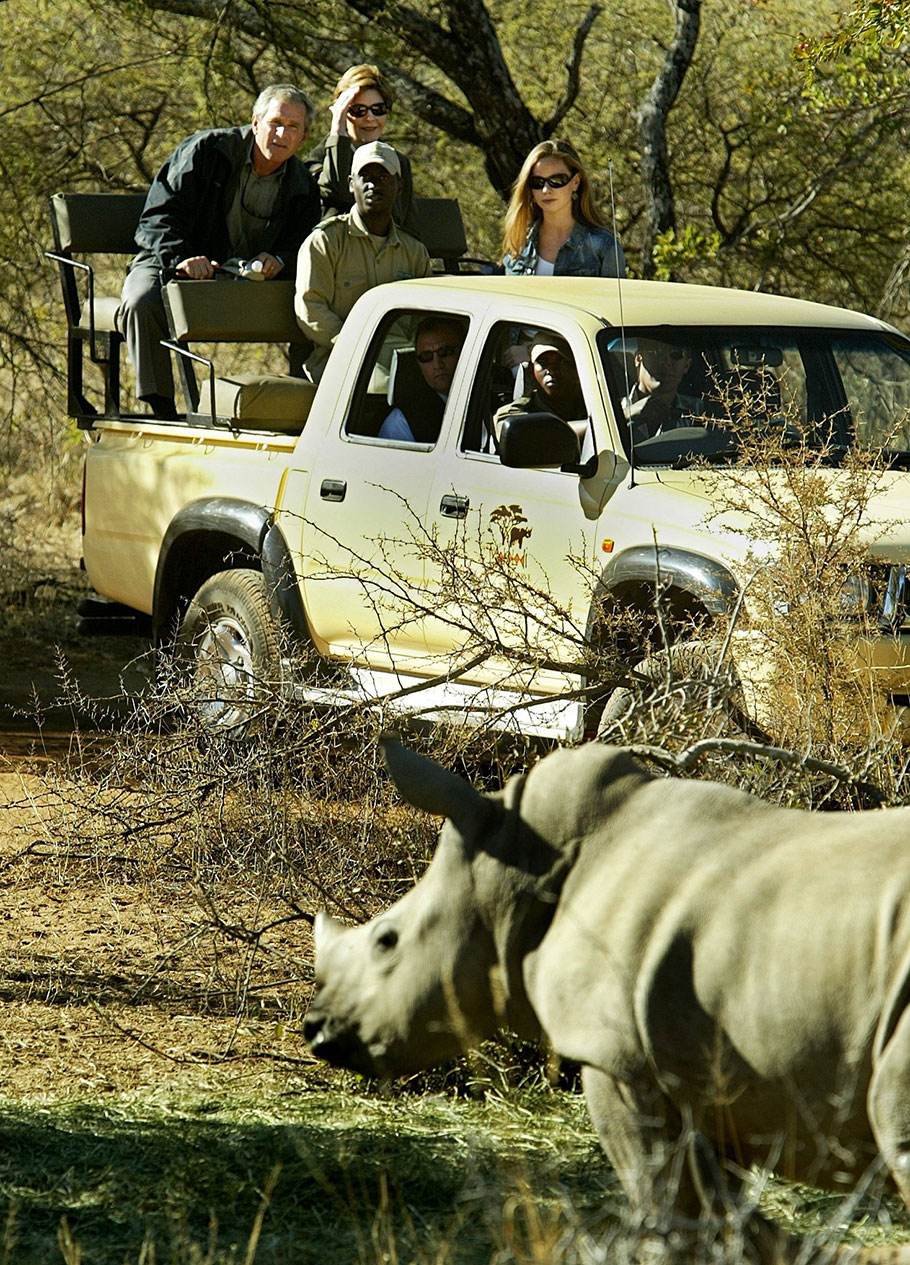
[491,504,532,567]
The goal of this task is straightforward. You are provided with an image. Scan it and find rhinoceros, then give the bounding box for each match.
[304,737,910,1260]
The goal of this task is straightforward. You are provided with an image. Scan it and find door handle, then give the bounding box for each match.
[440,493,469,519]
[320,479,347,502]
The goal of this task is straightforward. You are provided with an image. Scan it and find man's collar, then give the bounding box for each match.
[349,205,400,241]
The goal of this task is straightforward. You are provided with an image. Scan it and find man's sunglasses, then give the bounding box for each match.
[347,102,389,118]
[643,347,691,362]
[416,344,460,363]
[528,172,574,191]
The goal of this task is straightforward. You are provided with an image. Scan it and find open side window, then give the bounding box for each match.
[342,308,469,447]
[461,321,591,468]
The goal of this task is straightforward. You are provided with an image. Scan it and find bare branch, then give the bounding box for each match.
[98,0,542,191]
[0,56,169,122]
[544,3,603,136]
[624,737,889,806]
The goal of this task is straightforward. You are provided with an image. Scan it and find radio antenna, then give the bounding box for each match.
[608,161,635,487]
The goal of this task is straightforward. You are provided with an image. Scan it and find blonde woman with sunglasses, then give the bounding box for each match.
[501,140,626,278]
[305,64,420,238]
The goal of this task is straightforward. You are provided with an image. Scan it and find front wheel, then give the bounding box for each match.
[175,568,281,733]
[595,642,767,743]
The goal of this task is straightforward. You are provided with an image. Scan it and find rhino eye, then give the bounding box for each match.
[374,926,399,954]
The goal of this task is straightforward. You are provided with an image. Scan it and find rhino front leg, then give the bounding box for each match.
[581,1066,791,1263]
[869,1004,910,1208]
[582,1064,707,1226]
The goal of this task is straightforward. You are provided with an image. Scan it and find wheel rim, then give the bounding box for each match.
[191,612,258,729]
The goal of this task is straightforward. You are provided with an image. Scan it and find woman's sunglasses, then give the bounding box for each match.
[347,102,389,118]
[529,172,574,191]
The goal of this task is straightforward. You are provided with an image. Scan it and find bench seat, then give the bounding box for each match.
[48,188,482,427]
[163,278,315,433]
[47,190,148,422]
[207,372,316,432]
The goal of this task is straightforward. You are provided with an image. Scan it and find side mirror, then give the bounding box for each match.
[497,412,581,469]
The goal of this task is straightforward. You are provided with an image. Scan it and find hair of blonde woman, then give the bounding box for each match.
[500,139,608,264]
[332,64,396,110]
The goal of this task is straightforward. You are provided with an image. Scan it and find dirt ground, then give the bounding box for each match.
[0,516,326,1105]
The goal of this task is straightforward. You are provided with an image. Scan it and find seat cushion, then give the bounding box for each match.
[78,296,121,334]
[207,373,316,433]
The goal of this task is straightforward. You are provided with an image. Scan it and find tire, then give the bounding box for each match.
[175,568,281,734]
[595,681,638,734]
[595,642,755,741]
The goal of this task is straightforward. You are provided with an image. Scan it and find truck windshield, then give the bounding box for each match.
[598,325,910,466]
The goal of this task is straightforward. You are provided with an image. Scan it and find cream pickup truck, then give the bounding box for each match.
[72,271,910,739]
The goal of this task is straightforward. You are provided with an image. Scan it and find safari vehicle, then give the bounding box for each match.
[48,195,910,737]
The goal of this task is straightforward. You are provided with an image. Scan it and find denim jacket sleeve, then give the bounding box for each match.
[504,222,626,277]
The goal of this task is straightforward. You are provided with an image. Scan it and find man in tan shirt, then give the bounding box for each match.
[295,141,431,381]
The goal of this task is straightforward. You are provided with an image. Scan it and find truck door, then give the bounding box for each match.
[425,321,604,696]
[287,307,467,675]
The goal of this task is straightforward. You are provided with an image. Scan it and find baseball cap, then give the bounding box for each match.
[530,335,572,362]
[351,141,401,178]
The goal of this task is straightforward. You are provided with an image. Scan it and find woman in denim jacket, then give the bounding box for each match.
[501,140,626,278]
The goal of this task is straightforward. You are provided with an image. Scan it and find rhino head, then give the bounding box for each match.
[304,736,583,1079]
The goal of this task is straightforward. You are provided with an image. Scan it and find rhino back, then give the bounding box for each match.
[524,775,910,1151]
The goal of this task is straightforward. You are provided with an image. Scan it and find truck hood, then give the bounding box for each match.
[614,464,910,577]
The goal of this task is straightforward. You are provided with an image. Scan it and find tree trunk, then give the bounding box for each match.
[346,0,544,194]
[637,0,701,278]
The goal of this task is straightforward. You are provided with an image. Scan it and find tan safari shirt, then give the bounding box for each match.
[295,207,431,380]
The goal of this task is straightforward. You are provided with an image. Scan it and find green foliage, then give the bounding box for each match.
[0,0,239,481]
[5,0,910,497]
[798,0,910,83]
[795,1,910,221]
[650,224,722,280]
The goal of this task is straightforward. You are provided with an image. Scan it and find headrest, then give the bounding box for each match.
[50,191,146,254]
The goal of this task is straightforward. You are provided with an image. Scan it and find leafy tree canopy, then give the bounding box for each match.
[3,0,910,476]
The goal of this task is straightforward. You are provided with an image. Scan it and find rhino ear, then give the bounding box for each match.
[380,734,496,841]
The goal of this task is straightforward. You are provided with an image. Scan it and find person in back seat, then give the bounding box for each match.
[117,84,320,419]
[295,141,430,382]
[378,316,467,443]
[500,140,626,280]
[305,64,420,239]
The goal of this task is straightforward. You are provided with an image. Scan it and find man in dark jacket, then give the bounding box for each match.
[118,84,320,417]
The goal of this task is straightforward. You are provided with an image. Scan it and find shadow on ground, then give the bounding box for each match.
[0,1096,615,1264]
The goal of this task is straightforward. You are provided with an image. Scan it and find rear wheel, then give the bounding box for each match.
[175,568,280,733]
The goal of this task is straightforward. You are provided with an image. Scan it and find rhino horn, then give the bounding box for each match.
[314,912,345,955]
[380,735,497,844]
